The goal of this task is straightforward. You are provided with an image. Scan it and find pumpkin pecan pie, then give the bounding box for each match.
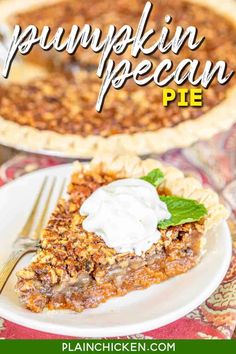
[15,154,228,313]
[0,0,235,157]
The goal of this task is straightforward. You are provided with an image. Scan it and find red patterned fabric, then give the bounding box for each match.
[0,125,236,339]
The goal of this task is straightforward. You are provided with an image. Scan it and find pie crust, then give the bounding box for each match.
[0,0,235,158]
[15,153,229,312]
[86,153,229,231]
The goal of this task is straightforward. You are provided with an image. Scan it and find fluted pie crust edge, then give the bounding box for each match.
[73,153,229,232]
[0,85,236,158]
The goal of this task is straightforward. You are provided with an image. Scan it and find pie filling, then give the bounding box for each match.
[16,169,205,313]
[11,0,236,72]
[0,71,233,138]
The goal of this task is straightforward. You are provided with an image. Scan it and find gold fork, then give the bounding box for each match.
[0,176,66,294]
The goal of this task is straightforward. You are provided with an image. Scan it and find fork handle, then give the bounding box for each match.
[0,248,36,294]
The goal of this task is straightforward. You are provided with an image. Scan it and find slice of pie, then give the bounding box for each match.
[15,154,228,313]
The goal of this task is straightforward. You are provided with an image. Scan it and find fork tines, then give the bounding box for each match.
[19,176,66,240]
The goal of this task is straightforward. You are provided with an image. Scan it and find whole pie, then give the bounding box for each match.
[0,0,236,157]
[15,153,228,313]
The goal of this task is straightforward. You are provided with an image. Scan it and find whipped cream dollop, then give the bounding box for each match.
[80,178,171,256]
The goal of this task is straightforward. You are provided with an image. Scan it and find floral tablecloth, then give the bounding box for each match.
[0,125,236,340]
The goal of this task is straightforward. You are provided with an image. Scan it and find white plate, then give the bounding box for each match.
[0,164,232,337]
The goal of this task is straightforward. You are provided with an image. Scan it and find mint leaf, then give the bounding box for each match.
[141,170,207,229]
[158,195,207,229]
[141,168,164,187]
